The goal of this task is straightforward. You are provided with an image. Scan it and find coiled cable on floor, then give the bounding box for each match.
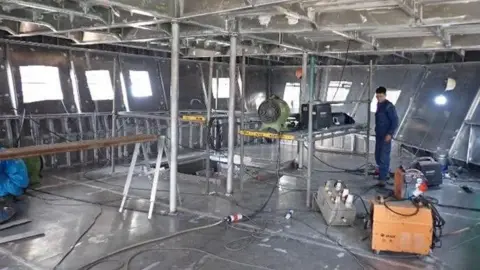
[78,220,225,270]
[125,247,274,270]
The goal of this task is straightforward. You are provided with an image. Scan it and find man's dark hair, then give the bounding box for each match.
[376,86,387,94]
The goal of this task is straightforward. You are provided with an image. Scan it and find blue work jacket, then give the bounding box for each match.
[375,100,399,137]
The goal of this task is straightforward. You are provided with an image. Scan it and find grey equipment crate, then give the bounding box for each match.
[316,180,357,226]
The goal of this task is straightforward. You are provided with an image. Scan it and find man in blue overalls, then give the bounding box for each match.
[374,87,399,187]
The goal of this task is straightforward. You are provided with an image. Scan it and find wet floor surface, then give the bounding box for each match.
[1,145,480,270]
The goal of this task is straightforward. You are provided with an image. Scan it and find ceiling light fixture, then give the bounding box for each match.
[434,94,447,106]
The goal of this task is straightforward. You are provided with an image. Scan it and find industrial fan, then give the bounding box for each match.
[257,95,291,132]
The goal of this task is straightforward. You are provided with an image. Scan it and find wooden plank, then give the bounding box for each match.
[0,134,158,161]
[0,219,31,231]
[0,231,44,244]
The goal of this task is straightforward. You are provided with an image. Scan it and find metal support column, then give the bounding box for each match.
[5,44,18,116]
[240,51,246,191]
[365,60,373,179]
[298,141,304,168]
[111,56,118,174]
[306,54,314,207]
[206,56,214,194]
[298,52,308,170]
[169,21,180,213]
[301,53,308,104]
[226,34,237,196]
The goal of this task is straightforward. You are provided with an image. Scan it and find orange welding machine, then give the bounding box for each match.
[371,167,444,255]
[371,199,433,255]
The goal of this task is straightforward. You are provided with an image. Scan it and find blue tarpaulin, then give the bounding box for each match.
[0,151,29,197]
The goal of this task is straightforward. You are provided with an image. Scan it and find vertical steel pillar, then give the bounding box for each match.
[5,44,18,116]
[301,53,308,104]
[306,54,314,207]
[226,34,237,196]
[215,69,220,111]
[266,63,272,97]
[298,141,304,168]
[111,56,118,173]
[169,21,180,213]
[240,51,246,191]
[298,52,308,170]
[365,60,373,179]
[206,56,214,194]
[297,52,308,171]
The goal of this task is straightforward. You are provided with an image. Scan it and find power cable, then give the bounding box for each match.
[383,200,420,217]
[312,153,368,174]
[78,220,225,270]
[300,143,371,175]
[125,247,274,270]
[30,186,270,269]
[350,193,370,216]
[242,136,282,221]
[53,207,103,270]
[301,195,375,270]
[331,39,351,101]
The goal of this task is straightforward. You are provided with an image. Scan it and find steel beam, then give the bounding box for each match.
[179,0,297,19]
[0,0,107,22]
[0,9,100,34]
[311,34,480,54]
[86,0,171,18]
[69,28,171,45]
[15,20,167,37]
[394,0,420,21]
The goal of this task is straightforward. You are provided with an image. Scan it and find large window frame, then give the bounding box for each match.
[85,70,115,101]
[19,65,63,103]
[326,81,352,106]
[129,70,153,98]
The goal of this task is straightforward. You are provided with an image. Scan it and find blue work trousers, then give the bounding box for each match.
[375,135,391,181]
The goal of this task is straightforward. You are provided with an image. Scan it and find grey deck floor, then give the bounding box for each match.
[1,145,480,270]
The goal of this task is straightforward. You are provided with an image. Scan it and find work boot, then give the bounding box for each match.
[375,181,386,188]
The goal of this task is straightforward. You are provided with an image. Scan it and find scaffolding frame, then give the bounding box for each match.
[238,58,374,207]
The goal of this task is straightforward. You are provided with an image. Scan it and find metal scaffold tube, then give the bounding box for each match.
[306,54,315,207]
[206,56,214,194]
[111,56,118,174]
[169,21,180,213]
[365,60,373,179]
[240,51,246,191]
[298,52,308,171]
[226,34,237,196]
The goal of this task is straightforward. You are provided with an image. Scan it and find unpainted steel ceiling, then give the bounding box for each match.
[2,0,480,63]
